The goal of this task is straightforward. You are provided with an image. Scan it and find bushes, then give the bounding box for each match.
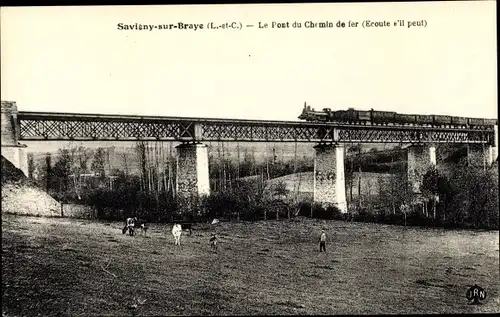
[295,201,344,220]
[80,187,178,222]
[201,180,342,222]
[345,203,498,230]
[201,180,293,221]
[352,208,377,223]
[201,191,250,220]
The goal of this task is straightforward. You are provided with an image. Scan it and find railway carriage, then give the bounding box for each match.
[414,115,434,126]
[371,110,396,125]
[352,109,371,124]
[341,108,361,123]
[331,109,354,123]
[433,115,452,127]
[394,113,416,126]
[468,118,485,127]
[450,116,467,127]
[483,118,498,126]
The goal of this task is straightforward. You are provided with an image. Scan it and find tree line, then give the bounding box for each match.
[27,142,314,222]
[26,142,498,229]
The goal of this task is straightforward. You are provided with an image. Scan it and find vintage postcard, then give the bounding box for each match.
[1,2,498,316]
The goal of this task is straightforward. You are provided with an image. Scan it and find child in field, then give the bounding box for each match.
[210,232,218,252]
[319,230,326,252]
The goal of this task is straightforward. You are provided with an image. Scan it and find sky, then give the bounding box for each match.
[1,2,497,123]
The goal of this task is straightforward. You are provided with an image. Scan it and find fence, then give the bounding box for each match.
[60,203,96,219]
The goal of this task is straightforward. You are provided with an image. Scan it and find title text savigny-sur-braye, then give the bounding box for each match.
[116,20,425,31]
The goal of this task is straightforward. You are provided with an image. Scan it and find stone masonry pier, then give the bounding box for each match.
[175,143,210,214]
[313,143,347,213]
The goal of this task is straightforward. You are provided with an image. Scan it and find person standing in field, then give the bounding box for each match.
[210,232,218,252]
[319,230,326,252]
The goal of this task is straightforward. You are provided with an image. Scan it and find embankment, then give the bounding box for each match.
[2,155,60,217]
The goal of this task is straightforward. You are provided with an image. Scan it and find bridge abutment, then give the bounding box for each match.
[175,142,210,215]
[313,143,347,213]
[407,144,437,194]
[1,101,29,176]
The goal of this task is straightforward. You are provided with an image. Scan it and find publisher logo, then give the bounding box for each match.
[466,284,486,305]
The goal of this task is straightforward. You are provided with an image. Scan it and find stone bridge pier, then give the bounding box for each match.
[175,142,210,216]
[313,143,347,213]
[1,101,28,176]
[407,144,437,194]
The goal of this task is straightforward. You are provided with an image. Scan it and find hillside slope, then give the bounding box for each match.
[1,155,60,217]
[266,171,392,197]
[237,170,393,204]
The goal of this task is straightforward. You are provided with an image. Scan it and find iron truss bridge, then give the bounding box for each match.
[18,111,496,145]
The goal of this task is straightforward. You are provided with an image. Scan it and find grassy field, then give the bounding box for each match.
[2,214,499,316]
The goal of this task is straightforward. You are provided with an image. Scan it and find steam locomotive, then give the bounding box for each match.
[298,103,497,128]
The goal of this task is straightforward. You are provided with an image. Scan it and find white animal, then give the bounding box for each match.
[172,224,182,247]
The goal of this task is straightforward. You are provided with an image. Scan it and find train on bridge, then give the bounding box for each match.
[298,104,498,128]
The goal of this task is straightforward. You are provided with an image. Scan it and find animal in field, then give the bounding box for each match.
[122,217,148,236]
[172,221,193,235]
[134,218,148,235]
[180,223,193,235]
[172,224,183,247]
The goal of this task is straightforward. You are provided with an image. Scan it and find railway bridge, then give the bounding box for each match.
[2,101,498,213]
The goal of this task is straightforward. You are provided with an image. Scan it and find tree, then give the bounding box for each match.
[271,180,289,219]
[92,147,107,179]
[119,149,130,176]
[241,147,256,178]
[376,165,415,216]
[45,153,52,191]
[421,167,451,219]
[346,144,362,208]
[135,142,148,192]
[346,144,363,209]
[27,153,35,179]
[52,149,73,199]
[77,146,93,173]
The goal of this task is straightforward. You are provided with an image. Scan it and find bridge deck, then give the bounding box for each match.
[17,111,495,144]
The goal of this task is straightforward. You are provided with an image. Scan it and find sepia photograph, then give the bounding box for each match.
[1,2,498,316]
